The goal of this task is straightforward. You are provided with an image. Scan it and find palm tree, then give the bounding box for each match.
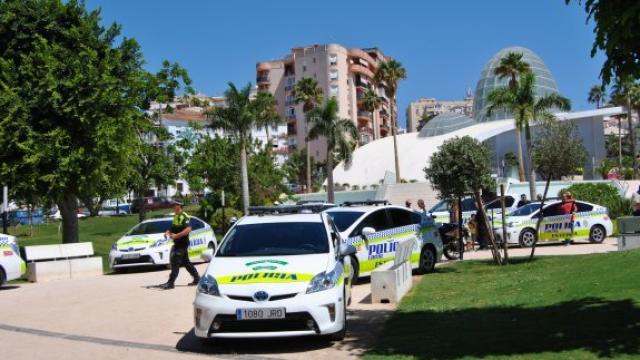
[207,82,255,214]
[307,98,358,203]
[611,77,638,178]
[588,85,606,109]
[493,52,532,182]
[292,78,323,193]
[253,91,281,148]
[374,59,407,183]
[360,88,383,140]
[487,72,570,200]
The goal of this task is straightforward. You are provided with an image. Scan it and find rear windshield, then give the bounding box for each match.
[509,203,541,217]
[325,211,364,231]
[218,222,329,257]
[127,220,172,235]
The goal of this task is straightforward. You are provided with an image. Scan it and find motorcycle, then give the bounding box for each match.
[438,223,469,260]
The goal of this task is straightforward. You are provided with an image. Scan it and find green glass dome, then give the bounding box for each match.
[472,46,559,122]
[418,112,477,137]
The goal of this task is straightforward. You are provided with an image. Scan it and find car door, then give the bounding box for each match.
[188,217,207,259]
[573,201,594,240]
[389,208,423,265]
[349,209,393,274]
[537,202,572,242]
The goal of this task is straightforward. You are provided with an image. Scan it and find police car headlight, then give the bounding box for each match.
[151,239,168,248]
[508,222,514,227]
[306,265,343,294]
[111,244,117,251]
[197,274,220,296]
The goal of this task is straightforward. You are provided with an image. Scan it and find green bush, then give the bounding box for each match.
[560,183,631,219]
[210,207,243,233]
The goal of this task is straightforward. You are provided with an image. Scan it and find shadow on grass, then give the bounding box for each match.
[368,297,640,359]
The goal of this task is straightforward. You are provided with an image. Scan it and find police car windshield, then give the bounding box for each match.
[218,222,329,256]
[509,203,541,216]
[325,211,364,231]
[128,220,172,235]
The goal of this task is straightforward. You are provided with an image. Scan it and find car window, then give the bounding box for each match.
[576,202,593,212]
[190,218,205,230]
[325,211,364,232]
[461,198,477,212]
[510,203,541,216]
[127,220,172,235]
[350,209,392,237]
[389,208,416,227]
[542,203,562,217]
[218,222,329,256]
[486,196,515,209]
[429,200,450,212]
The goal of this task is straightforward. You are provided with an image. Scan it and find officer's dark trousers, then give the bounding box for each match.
[168,246,200,284]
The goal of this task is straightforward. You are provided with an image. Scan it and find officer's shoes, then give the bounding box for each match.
[188,278,200,286]
[158,282,174,290]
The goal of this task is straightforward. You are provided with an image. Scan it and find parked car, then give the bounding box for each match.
[429,195,518,225]
[0,233,25,285]
[130,197,173,214]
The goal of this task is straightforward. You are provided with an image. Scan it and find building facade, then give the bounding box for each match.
[256,44,394,162]
[406,92,473,133]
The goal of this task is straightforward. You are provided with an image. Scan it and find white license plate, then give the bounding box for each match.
[236,308,286,320]
[122,253,140,260]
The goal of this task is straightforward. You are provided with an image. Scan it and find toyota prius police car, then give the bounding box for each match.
[109,216,217,270]
[0,233,25,286]
[194,205,355,341]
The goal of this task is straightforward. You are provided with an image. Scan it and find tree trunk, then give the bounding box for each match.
[515,128,526,182]
[524,123,536,200]
[240,137,250,215]
[619,116,623,173]
[473,190,502,265]
[391,97,401,183]
[57,193,79,244]
[529,175,552,261]
[326,149,335,203]
[628,96,637,179]
[306,127,312,193]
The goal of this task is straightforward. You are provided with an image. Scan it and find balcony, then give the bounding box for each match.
[287,124,297,135]
[359,127,374,136]
[257,62,271,71]
[357,110,372,120]
[256,75,270,84]
[347,48,378,68]
[349,64,375,79]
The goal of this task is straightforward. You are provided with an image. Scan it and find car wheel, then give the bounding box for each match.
[330,287,347,341]
[419,246,436,273]
[349,255,359,285]
[589,225,606,243]
[0,267,6,287]
[519,228,537,248]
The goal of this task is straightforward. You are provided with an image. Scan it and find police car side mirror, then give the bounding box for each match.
[361,227,376,237]
[339,243,357,258]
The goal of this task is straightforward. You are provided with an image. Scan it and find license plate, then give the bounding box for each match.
[236,308,285,320]
[122,253,140,260]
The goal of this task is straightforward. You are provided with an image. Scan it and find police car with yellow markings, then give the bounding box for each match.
[325,201,443,281]
[194,205,355,341]
[0,233,26,286]
[109,216,216,270]
[494,200,613,247]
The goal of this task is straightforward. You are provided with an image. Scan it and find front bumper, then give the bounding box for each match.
[193,284,345,339]
[109,246,170,268]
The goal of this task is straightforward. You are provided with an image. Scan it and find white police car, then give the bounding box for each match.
[194,205,355,341]
[109,216,217,270]
[0,233,25,285]
[494,200,613,247]
[325,201,443,280]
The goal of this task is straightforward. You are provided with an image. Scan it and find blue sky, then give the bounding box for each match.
[87,0,603,127]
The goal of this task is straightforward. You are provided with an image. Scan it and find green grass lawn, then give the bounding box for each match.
[7,206,203,273]
[365,251,640,360]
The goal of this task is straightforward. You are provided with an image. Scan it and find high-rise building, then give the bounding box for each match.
[256,44,394,161]
[405,91,474,133]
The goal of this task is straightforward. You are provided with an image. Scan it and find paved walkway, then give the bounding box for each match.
[457,238,618,261]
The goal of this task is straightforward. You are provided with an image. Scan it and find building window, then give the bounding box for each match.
[176,182,184,193]
[313,57,316,63]
[330,84,339,97]
[303,65,307,72]
[329,54,338,66]
[329,69,338,81]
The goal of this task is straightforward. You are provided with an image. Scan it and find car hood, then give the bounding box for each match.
[115,234,164,250]
[206,254,331,294]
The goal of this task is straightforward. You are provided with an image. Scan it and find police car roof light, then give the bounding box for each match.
[341,200,389,207]
[248,204,332,215]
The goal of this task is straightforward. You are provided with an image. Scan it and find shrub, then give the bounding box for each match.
[561,183,631,219]
[210,207,243,233]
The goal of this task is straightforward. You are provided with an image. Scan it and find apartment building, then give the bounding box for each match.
[256,44,394,162]
[406,91,474,133]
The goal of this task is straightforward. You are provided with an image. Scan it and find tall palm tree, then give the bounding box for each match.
[292,78,323,193]
[487,72,571,200]
[588,85,606,109]
[374,59,407,183]
[253,91,281,148]
[612,77,638,178]
[307,98,358,203]
[493,52,531,182]
[207,82,255,214]
[360,88,383,140]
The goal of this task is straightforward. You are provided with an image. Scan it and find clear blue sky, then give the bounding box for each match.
[87,0,603,127]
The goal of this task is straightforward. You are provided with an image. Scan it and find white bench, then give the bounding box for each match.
[370,239,414,303]
[619,234,640,251]
[25,242,103,282]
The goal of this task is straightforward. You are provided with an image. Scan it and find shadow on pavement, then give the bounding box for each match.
[0,285,20,291]
[367,297,640,359]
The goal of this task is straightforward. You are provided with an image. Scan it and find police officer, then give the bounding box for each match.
[158,200,200,290]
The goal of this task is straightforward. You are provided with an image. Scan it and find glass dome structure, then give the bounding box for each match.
[472,46,559,122]
[418,112,477,137]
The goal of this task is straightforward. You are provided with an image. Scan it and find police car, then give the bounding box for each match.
[109,216,217,270]
[429,196,518,224]
[0,233,25,285]
[194,205,355,341]
[325,201,443,280]
[494,200,613,247]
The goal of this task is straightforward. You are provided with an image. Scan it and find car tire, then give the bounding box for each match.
[589,225,606,243]
[330,287,347,341]
[349,255,359,285]
[0,267,6,287]
[199,337,215,346]
[419,245,436,273]
[519,228,537,248]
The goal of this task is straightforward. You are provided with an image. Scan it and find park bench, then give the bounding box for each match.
[370,239,414,303]
[25,242,103,282]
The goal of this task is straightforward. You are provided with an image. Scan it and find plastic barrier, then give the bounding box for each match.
[370,239,414,303]
[25,242,103,282]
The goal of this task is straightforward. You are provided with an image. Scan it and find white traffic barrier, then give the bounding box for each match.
[370,239,414,303]
[619,235,640,251]
[25,242,103,282]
